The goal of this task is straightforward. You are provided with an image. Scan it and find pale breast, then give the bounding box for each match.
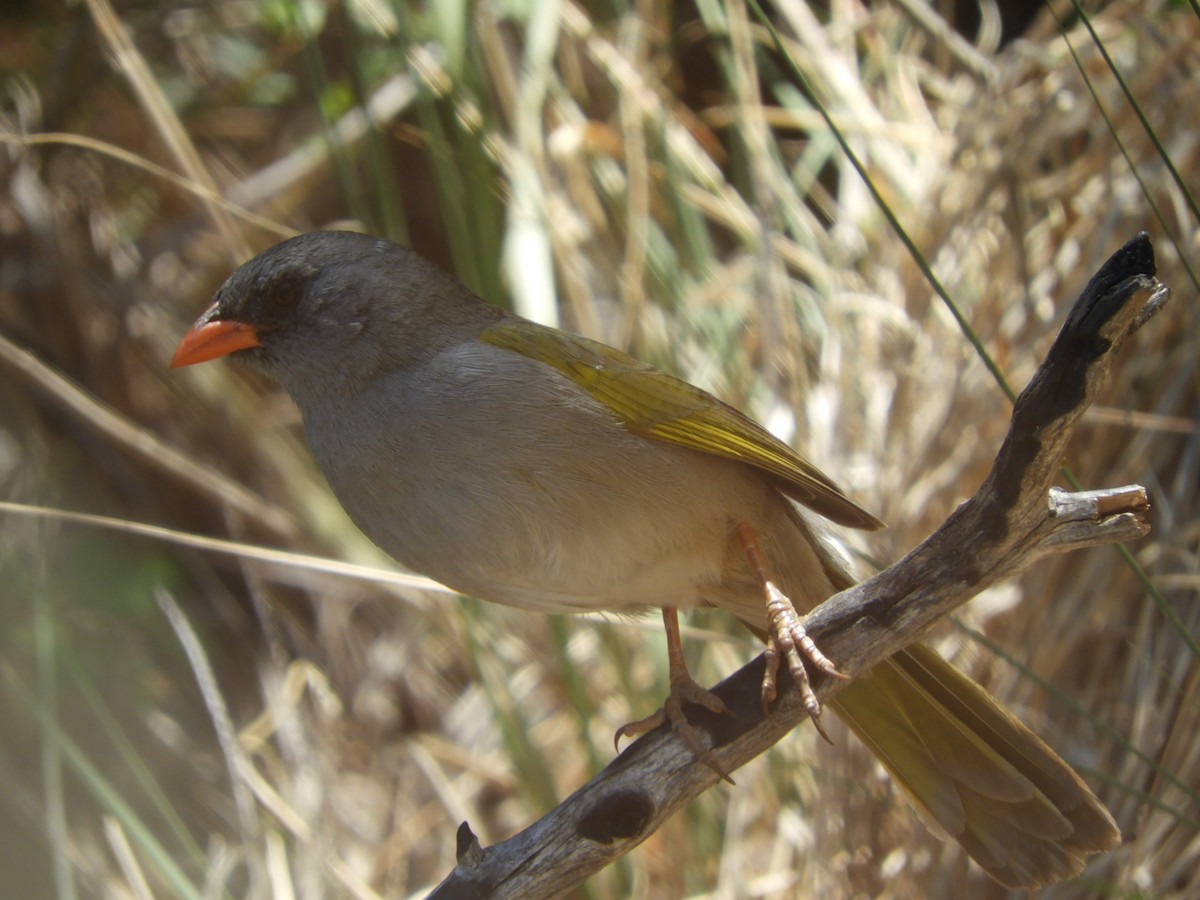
[300,340,777,614]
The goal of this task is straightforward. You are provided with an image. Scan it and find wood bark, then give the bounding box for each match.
[430,234,1168,899]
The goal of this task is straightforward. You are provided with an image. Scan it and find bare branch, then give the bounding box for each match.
[429,234,1167,900]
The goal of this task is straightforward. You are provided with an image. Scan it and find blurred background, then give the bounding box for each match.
[1,0,1196,897]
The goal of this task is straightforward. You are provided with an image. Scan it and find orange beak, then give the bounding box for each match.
[171,319,261,368]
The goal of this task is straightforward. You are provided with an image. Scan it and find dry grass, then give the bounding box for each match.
[1,0,1196,897]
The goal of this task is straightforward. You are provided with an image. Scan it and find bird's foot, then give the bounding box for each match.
[614,673,734,783]
[760,581,849,743]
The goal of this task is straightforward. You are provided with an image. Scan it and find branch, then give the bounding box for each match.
[429,234,1168,899]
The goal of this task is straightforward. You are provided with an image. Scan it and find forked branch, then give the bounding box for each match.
[430,234,1167,900]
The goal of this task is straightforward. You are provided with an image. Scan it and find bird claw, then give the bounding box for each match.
[615,676,735,784]
[761,579,848,743]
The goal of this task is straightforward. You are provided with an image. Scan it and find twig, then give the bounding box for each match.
[428,233,1167,899]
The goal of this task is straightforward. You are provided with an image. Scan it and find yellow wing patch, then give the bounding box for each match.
[480,318,882,530]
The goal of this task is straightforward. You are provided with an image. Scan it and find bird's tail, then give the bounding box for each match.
[830,642,1119,888]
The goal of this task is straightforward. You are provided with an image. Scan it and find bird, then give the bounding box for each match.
[172,230,1119,887]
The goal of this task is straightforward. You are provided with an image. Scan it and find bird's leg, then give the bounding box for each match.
[614,607,734,783]
[736,521,848,744]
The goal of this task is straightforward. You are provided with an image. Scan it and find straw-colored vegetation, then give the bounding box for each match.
[1,0,1196,896]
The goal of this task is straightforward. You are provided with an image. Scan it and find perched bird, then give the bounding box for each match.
[173,231,1118,887]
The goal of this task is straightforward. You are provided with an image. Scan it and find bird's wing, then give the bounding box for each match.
[479,318,882,530]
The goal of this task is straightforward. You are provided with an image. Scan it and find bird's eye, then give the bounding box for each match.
[267,275,302,308]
